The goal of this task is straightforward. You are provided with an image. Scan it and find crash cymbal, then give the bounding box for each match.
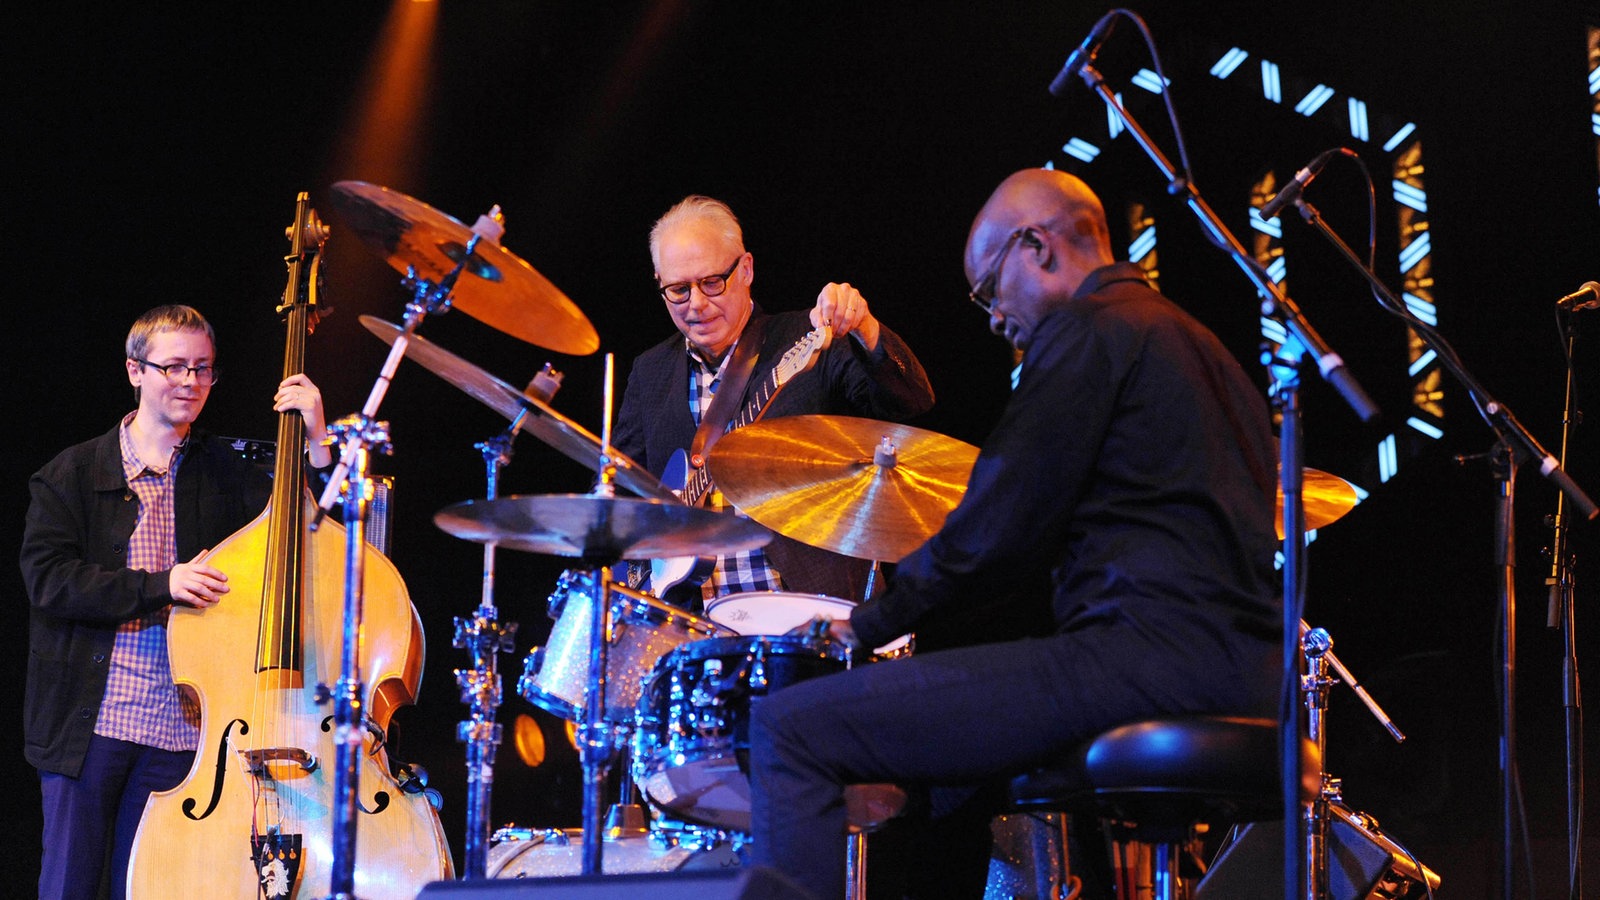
[330,182,600,355]
[1279,467,1359,538]
[707,415,980,562]
[434,495,771,561]
[361,316,677,503]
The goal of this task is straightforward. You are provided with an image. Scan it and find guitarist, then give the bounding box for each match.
[613,195,934,611]
[20,305,333,899]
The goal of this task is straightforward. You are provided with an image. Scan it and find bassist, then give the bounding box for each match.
[20,305,331,900]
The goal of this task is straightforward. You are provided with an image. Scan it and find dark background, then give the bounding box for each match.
[7,1,1600,895]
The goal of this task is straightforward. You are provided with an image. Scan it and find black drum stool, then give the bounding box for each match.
[1009,715,1317,900]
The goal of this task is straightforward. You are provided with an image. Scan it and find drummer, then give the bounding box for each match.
[612,195,934,611]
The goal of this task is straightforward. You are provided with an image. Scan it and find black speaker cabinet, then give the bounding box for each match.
[1195,804,1440,900]
[416,866,818,900]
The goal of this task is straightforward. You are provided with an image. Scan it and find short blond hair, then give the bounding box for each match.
[125,304,214,361]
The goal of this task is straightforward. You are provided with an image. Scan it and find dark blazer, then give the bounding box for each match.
[20,426,272,776]
[613,306,934,601]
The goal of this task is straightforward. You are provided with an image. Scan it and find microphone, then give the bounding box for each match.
[1048,13,1117,97]
[1555,281,1600,312]
[1260,149,1339,219]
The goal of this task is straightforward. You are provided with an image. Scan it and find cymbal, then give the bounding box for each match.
[434,495,771,561]
[329,182,600,355]
[1280,467,1359,538]
[360,316,677,504]
[706,415,980,562]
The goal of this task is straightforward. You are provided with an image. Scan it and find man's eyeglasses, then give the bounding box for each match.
[967,228,1027,315]
[135,359,219,386]
[658,255,744,304]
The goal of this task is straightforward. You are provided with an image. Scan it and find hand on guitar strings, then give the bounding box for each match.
[810,282,881,353]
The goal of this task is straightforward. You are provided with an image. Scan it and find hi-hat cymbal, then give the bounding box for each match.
[707,415,980,562]
[330,182,600,355]
[361,316,677,503]
[435,495,771,561]
[1279,467,1359,538]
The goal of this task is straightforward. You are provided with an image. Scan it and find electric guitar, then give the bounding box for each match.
[649,325,832,594]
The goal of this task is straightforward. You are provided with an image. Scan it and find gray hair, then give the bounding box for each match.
[649,195,744,269]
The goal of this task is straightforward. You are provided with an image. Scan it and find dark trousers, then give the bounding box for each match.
[38,734,194,900]
[747,616,1277,900]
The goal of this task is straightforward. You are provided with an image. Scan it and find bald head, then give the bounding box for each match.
[963,169,1118,351]
[965,169,1113,283]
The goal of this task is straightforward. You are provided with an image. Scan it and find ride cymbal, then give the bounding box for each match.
[706,415,980,562]
[361,316,676,503]
[330,181,599,355]
[435,495,771,562]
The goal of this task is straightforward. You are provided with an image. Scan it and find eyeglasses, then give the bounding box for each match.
[658,255,744,304]
[967,228,1027,315]
[135,359,219,386]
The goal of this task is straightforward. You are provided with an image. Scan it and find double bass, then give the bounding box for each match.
[127,195,453,898]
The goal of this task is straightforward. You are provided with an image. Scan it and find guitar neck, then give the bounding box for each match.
[683,367,784,507]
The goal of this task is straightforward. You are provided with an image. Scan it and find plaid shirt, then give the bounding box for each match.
[96,415,201,751]
[689,341,784,602]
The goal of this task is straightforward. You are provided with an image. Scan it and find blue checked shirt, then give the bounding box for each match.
[689,342,784,602]
[97,415,202,751]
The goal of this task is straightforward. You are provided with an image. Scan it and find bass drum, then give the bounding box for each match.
[519,570,732,722]
[631,634,851,833]
[486,827,740,877]
[705,590,913,659]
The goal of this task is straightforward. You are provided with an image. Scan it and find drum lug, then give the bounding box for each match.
[517,646,544,698]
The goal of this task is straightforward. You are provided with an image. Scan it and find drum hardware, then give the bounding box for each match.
[326,181,606,883]
[1294,621,1436,898]
[434,381,773,877]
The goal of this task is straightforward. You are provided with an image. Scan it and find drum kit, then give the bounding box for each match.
[318,181,989,886]
[321,179,1378,893]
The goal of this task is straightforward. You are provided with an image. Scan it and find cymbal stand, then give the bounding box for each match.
[455,366,564,879]
[309,206,504,895]
[1300,622,1404,898]
[579,353,623,877]
[322,415,391,900]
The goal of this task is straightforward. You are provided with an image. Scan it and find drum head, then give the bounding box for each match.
[705,591,855,635]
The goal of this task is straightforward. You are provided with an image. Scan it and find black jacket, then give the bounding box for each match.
[20,426,271,776]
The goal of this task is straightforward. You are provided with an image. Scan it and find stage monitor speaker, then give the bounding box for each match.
[416,865,818,900]
[1195,803,1439,900]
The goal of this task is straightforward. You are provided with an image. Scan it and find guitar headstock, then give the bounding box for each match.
[774,325,832,385]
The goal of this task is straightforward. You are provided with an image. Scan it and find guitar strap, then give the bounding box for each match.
[689,314,767,468]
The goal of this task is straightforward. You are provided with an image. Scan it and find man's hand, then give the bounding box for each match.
[810,282,881,352]
[169,550,229,608]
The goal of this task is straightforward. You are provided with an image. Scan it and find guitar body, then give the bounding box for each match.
[649,449,718,593]
[126,497,452,899]
[646,326,833,598]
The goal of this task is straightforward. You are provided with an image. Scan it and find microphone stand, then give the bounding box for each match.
[1546,311,1583,900]
[1070,61,1379,900]
[1284,195,1599,900]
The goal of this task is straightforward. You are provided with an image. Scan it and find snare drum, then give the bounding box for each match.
[631,634,851,832]
[519,570,733,722]
[705,590,912,659]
